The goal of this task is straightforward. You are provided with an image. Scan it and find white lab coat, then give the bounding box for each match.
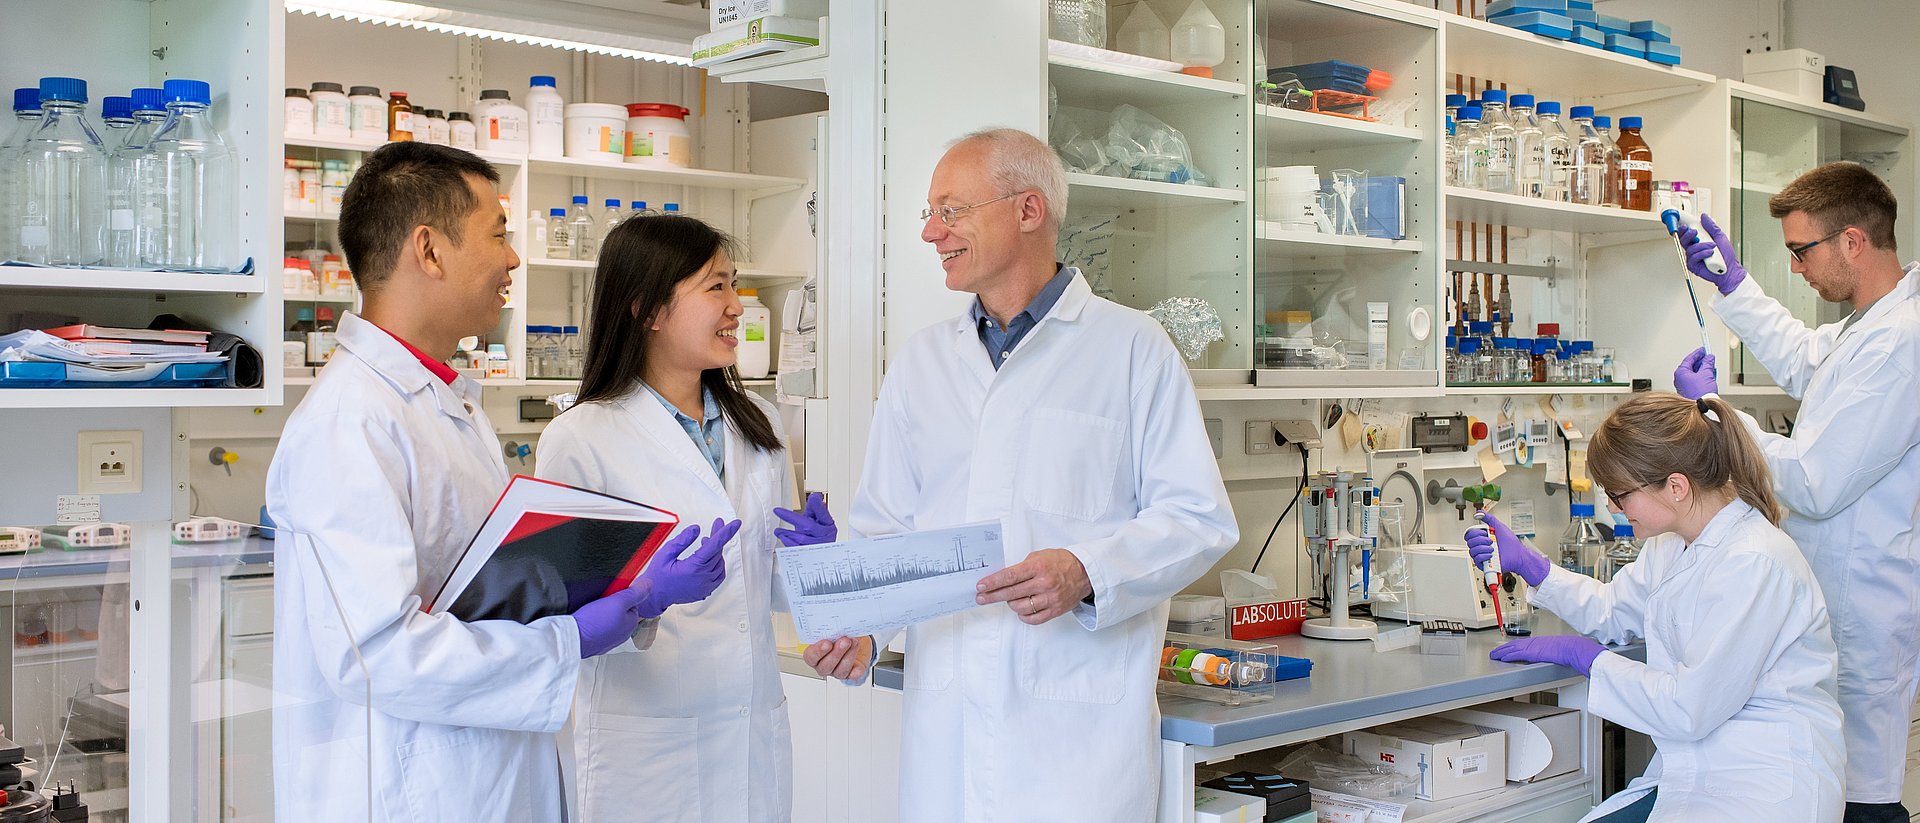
[852,270,1238,823]
[267,313,580,823]
[537,387,795,823]
[1530,499,1845,822]
[1711,264,1920,802]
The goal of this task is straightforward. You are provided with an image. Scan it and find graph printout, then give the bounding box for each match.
[776,522,1007,642]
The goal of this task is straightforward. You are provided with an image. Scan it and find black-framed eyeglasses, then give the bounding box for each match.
[1605,483,1653,509]
[1786,227,1849,264]
[920,192,1017,227]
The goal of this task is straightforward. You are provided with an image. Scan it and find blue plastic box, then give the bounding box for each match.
[1492,10,1575,39]
[1644,40,1682,65]
[1567,0,1593,8]
[1630,20,1673,43]
[0,360,229,388]
[1595,13,1630,34]
[1572,24,1604,48]
[1485,0,1567,17]
[1605,32,1648,58]
[1567,7,1596,25]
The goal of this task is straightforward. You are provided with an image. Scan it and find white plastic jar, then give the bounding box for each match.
[527,75,565,157]
[625,103,692,168]
[347,85,385,141]
[421,109,450,145]
[564,103,628,163]
[284,88,314,136]
[474,89,528,154]
[448,111,477,150]
[309,82,351,137]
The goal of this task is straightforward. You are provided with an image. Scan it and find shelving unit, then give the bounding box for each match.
[1256,224,1425,257]
[1444,188,1667,235]
[524,157,805,198]
[1256,104,1422,153]
[1444,384,1632,396]
[0,267,265,295]
[1441,14,1716,99]
[706,42,829,93]
[1047,50,1247,105]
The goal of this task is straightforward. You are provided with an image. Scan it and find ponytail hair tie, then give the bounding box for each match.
[1696,396,1721,423]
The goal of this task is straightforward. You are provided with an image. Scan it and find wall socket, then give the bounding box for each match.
[76,430,143,495]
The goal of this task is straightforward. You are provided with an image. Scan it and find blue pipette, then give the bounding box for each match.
[1661,209,1719,355]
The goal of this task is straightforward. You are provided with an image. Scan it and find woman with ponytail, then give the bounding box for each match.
[1466,392,1844,822]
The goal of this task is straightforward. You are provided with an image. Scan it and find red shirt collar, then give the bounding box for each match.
[370,322,460,385]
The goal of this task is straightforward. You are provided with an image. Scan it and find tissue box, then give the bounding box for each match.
[1645,41,1683,66]
[1605,33,1648,58]
[1345,718,1507,801]
[691,15,821,66]
[1203,773,1313,819]
[1492,11,1574,40]
[1572,25,1604,48]
[1440,701,1582,783]
[1629,20,1673,43]
[1194,787,1265,823]
[710,0,825,28]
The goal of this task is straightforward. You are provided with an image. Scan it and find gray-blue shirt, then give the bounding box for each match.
[969,265,1076,370]
[643,382,725,480]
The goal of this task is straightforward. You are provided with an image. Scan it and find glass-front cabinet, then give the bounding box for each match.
[1728,84,1912,387]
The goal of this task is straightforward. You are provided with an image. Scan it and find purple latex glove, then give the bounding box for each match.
[1679,213,1748,295]
[572,579,654,658]
[1465,511,1551,587]
[1674,347,1718,400]
[773,492,838,547]
[637,518,737,618]
[1490,635,1607,677]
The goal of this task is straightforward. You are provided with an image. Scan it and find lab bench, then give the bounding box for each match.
[875,614,1639,823]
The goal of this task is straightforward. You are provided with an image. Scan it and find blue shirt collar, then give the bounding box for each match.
[969,264,1074,331]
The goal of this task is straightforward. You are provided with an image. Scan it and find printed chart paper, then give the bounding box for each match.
[777,522,1006,642]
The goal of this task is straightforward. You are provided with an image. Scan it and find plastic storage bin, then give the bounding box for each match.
[1269,61,1371,95]
[1158,632,1310,706]
[0,360,229,388]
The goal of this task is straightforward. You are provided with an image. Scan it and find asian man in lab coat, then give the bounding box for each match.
[1673,161,1920,823]
[804,128,1239,821]
[266,142,727,823]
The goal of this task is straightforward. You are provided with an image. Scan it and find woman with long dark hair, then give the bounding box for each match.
[536,214,832,822]
[1468,393,1844,822]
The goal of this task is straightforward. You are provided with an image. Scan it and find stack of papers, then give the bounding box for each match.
[1,326,225,365]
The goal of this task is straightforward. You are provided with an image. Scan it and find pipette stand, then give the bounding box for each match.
[1302,471,1379,641]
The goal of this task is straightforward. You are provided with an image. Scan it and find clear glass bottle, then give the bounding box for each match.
[1614,116,1654,211]
[1444,93,1466,124]
[1534,101,1575,202]
[1598,523,1640,584]
[545,207,570,258]
[599,197,625,240]
[1479,89,1518,195]
[1593,115,1625,209]
[562,325,583,377]
[1452,337,1479,383]
[567,195,596,260]
[1453,106,1490,190]
[16,77,107,267]
[0,87,46,263]
[1509,94,1546,199]
[1569,106,1608,207]
[140,79,237,270]
[98,95,136,151]
[1559,503,1606,577]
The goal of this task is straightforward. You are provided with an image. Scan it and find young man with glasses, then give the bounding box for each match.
[1672,161,1920,823]
[801,128,1237,821]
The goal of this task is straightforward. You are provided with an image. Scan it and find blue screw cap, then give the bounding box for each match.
[162,79,211,106]
[1536,101,1562,116]
[102,96,133,120]
[1569,105,1595,119]
[1481,88,1508,104]
[1619,116,1643,129]
[130,88,165,113]
[12,87,40,112]
[530,75,557,88]
[37,77,87,104]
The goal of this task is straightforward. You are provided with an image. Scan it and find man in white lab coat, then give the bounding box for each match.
[1674,161,1920,823]
[267,142,716,823]
[804,128,1238,821]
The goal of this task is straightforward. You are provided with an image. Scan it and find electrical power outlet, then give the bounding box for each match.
[1245,421,1279,455]
[76,430,143,495]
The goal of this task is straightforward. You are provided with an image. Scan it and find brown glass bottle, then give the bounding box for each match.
[1614,116,1653,211]
[387,91,415,142]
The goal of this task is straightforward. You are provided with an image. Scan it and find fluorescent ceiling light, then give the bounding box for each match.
[287,0,694,65]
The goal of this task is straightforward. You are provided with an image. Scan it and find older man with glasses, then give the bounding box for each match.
[1671,161,1920,823]
[801,128,1237,822]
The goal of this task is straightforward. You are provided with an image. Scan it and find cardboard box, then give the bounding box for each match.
[1744,47,1826,76]
[1193,786,1265,822]
[1747,68,1824,101]
[691,16,821,66]
[1345,718,1507,800]
[1440,701,1582,783]
[710,0,825,29]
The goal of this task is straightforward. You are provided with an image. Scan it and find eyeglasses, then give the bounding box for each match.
[1786,227,1849,264]
[920,192,1017,227]
[1605,483,1653,509]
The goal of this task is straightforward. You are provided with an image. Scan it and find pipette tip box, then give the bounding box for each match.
[1484,0,1567,17]
[1492,11,1574,40]
[1605,33,1649,59]
[1645,41,1683,65]
[1572,25,1604,48]
[1629,20,1673,43]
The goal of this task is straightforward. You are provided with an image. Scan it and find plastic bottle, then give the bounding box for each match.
[448,111,476,150]
[309,306,339,366]
[1509,94,1547,199]
[630,200,649,215]
[1534,102,1574,202]
[1479,89,1517,195]
[320,159,348,216]
[526,208,549,250]
[17,77,107,266]
[1597,524,1640,583]
[1452,106,1489,190]
[386,91,415,142]
[140,79,236,270]
[1558,503,1605,577]
[348,85,385,142]
[1170,0,1226,78]
[1569,106,1607,207]
[308,82,351,138]
[1614,116,1654,211]
[545,207,570,258]
[599,198,625,239]
[737,288,772,378]
[527,75,565,157]
[100,96,136,151]
[486,343,510,379]
[283,88,313,137]
[474,89,528,154]
[1593,116,1624,208]
[1115,2,1171,61]
[421,108,449,146]
[567,195,597,260]
[0,88,45,262]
